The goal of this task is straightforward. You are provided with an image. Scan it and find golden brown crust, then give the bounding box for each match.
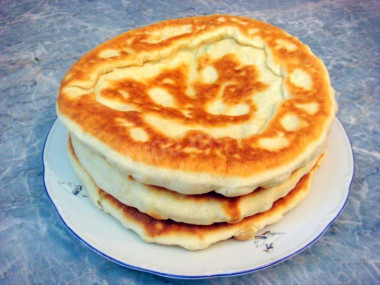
[58,15,335,177]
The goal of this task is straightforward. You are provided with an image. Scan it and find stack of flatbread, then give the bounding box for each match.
[57,15,336,250]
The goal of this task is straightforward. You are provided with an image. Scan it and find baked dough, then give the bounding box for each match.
[71,135,320,225]
[57,15,336,196]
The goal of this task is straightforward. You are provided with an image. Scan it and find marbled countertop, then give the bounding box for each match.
[1,0,379,284]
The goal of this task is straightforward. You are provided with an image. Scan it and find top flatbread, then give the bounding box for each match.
[57,15,336,196]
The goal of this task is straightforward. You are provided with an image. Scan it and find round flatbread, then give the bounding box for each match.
[57,15,335,196]
[70,135,320,225]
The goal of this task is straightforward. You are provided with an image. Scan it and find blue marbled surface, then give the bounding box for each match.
[1,0,379,284]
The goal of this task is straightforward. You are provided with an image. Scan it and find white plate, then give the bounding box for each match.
[43,119,354,279]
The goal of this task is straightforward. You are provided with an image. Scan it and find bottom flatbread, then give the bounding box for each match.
[67,139,321,250]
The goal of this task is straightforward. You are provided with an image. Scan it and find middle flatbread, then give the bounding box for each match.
[71,135,319,225]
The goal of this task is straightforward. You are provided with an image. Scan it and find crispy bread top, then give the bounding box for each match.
[58,15,335,194]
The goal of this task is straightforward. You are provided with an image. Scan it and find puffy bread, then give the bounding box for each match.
[58,15,336,196]
[67,139,320,250]
[70,135,320,225]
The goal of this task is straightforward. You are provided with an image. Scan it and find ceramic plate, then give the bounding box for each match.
[43,119,353,279]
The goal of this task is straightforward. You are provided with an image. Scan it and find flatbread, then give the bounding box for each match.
[57,15,336,196]
[71,135,320,225]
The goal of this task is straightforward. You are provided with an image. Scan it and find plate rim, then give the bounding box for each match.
[43,118,354,279]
